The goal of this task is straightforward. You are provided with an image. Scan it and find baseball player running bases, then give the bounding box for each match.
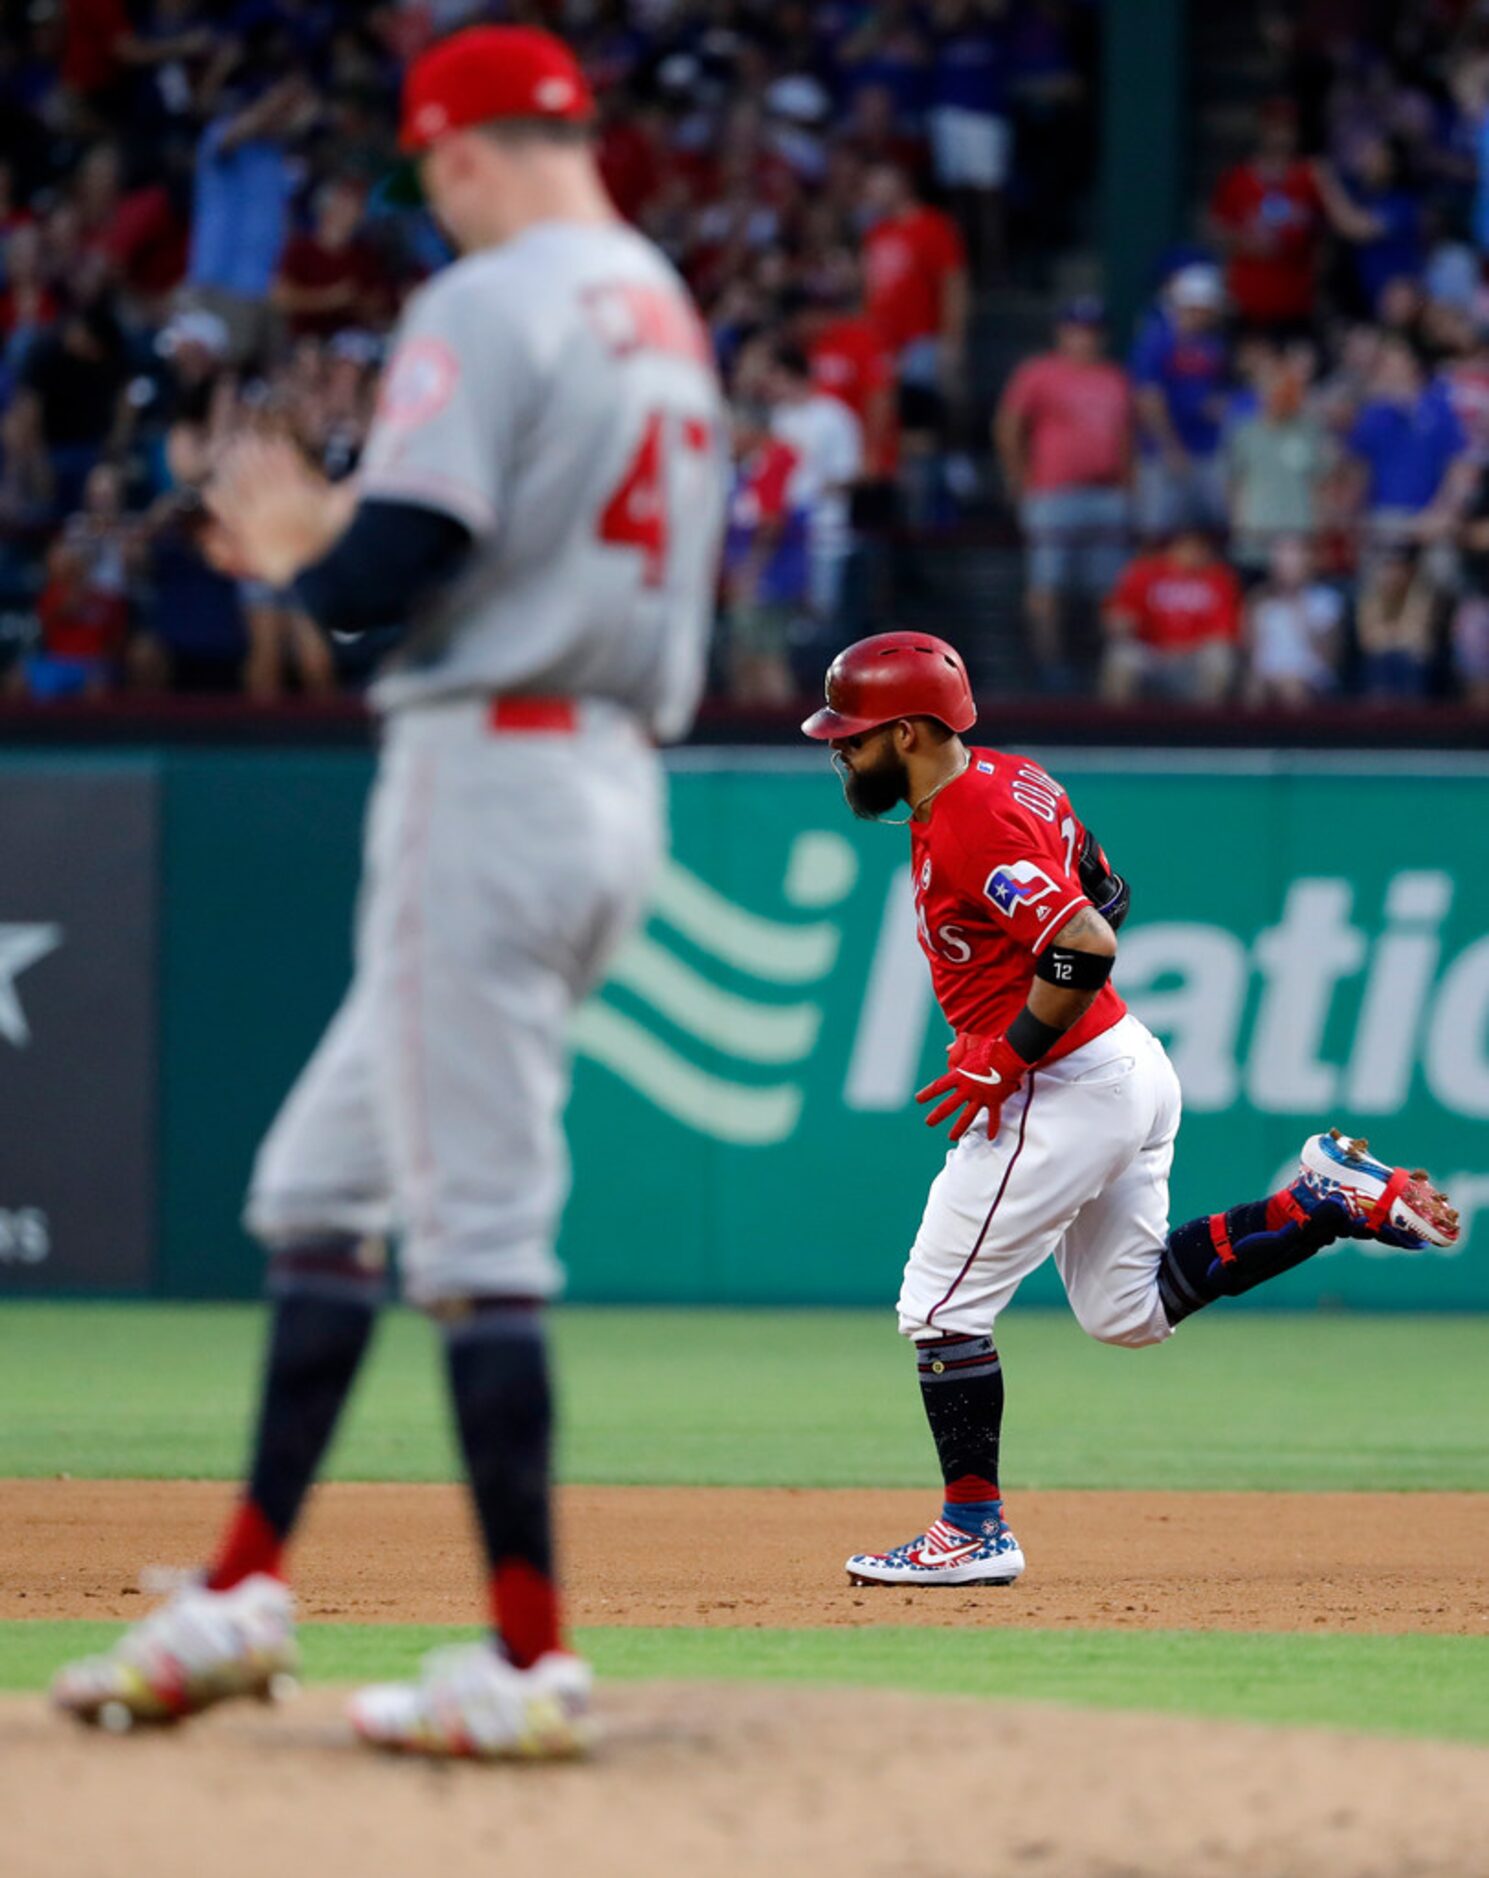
[54,27,726,1755]
[803,633,1460,1587]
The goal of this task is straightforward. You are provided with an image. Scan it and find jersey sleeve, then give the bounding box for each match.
[357,269,532,538]
[956,778,1092,957]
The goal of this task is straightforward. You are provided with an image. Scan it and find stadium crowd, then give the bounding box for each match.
[0,0,1487,714]
[0,0,1095,704]
[1001,1,1489,709]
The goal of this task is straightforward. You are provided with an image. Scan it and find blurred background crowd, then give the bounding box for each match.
[1,0,1488,714]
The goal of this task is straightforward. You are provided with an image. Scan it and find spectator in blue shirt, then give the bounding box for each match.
[1317,137,1424,317]
[837,4,931,125]
[1346,335,1474,558]
[927,0,1011,276]
[1130,263,1231,538]
[184,71,316,366]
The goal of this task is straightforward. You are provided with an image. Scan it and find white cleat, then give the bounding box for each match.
[347,1643,593,1761]
[52,1573,299,1728]
[1299,1130,1461,1249]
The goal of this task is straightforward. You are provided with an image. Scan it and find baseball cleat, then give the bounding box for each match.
[347,1643,593,1760]
[52,1573,299,1728]
[846,1512,1025,1587]
[1295,1130,1460,1250]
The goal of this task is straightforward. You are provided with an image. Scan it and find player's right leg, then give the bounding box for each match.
[1052,1027,1458,1336]
[847,1019,1163,1587]
[55,874,395,1727]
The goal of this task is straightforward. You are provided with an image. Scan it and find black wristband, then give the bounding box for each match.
[1035,945,1114,991]
[1006,1008,1063,1064]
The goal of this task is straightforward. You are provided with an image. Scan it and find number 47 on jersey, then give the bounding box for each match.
[598,411,715,588]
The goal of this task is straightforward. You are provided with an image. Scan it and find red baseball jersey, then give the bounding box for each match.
[908,750,1126,1061]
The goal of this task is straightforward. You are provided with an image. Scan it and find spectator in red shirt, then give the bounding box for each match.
[1208,102,1326,337]
[69,141,187,318]
[61,0,133,108]
[1101,527,1242,704]
[796,251,899,478]
[861,162,969,402]
[273,178,390,340]
[11,462,136,701]
[995,297,1134,682]
[862,163,969,521]
[722,405,809,704]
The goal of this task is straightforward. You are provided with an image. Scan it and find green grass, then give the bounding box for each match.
[1,1303,1486,1490]
[5,1622,1487,1743]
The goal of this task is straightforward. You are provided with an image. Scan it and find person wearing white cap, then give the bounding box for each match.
[1129,262,1232,540]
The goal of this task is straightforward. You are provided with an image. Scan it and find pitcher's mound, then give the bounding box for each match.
[5,1685,1485,1878]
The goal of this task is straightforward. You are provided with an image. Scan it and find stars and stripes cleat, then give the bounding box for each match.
[52,1573,299,1730]
[846,1513,1026,1587]
[347,1643,593,1761]
[1294,1130,1461,1250]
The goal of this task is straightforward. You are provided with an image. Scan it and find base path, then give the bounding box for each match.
[5,1686,1488,1878]
[8,1482,1488,1632]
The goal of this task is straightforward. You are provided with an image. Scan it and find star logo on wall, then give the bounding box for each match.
[0,924,63,1047]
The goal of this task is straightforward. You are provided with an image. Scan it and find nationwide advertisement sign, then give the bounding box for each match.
[0,764,160,1293]
[5,748,1482,1309]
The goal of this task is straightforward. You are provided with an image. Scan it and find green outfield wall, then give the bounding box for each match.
[2,748,1486,1308]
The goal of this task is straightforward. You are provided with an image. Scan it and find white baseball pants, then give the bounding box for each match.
[898,1014,1184,1347]
[245,699,663,1307]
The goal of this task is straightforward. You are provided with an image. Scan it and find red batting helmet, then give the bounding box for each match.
[801,632,976,740]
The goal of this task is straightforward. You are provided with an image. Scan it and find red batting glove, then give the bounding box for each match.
[916,1032,1028,1143]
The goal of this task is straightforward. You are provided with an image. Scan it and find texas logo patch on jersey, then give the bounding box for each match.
[985,860,1060,917]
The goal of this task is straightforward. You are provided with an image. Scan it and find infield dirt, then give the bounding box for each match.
[6,1480,1488,1632]
[5,1683,1488,1878]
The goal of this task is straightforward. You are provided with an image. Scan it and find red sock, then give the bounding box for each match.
[944,1473,1001,1504]
[490,1559,563,1668]
[205,1499,285,1591]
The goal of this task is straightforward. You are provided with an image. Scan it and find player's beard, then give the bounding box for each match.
[837,746,910,821]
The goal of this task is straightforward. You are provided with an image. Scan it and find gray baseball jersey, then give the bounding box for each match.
[358,220,727,739]
[246,217,726,1302]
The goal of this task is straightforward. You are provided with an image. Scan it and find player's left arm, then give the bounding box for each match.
[1018,901,1118,1043]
